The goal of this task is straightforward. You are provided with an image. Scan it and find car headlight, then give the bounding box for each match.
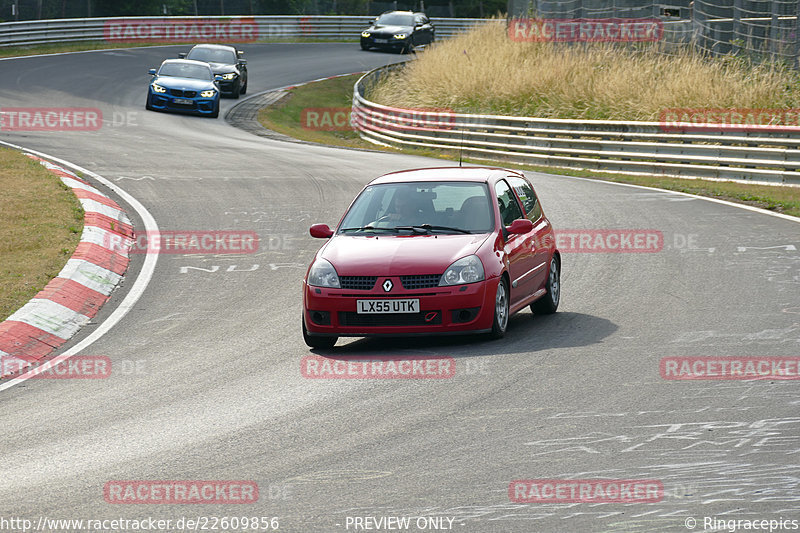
[308,258,340,288]
[361,31,371,38]
[200,90,216,98]
[439,255,485,286]
[152,84,167,93]
[394,33,407,39]
[221,72,236,80]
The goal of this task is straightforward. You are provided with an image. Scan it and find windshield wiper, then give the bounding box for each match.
[340,226,399,233]
[418,224,472,234]
[393,226,430,234]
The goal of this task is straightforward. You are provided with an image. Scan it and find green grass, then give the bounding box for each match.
[0,149,84,321]
[0,39,358,59]
[258,74,800,218]
[258,73,371,149]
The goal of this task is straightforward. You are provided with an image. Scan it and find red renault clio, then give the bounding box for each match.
[302,167,560,348]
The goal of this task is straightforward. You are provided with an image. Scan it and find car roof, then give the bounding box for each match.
[190,43,238,52]
[161,58,212,68]
[379,10,425,16]
[369,167,525,185]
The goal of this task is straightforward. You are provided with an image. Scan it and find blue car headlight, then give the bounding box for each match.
[152,84,167,93]
[200,89,217,98]
[439,255,485,286]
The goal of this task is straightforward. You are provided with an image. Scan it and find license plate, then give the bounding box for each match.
[357,299,419,314]
[374,38,388,43]
[173,98,193,105]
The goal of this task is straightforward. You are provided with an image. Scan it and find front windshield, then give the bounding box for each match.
[158,63,212,80]
[376,13,414,26]
[339,181,494,234]
[187,48,237,64]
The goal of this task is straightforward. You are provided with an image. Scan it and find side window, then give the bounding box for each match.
[494,180,524,226]
[508,176,542,222]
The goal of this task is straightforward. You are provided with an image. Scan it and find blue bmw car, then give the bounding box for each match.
[146,59,221,118]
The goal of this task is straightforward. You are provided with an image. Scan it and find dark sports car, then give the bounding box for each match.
[361,11,435,53]
[179,44,248,98]
[146,59,221,118]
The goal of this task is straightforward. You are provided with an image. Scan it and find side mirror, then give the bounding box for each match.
[506,219,533,235]
[148,68,157,76]
[178,52,187,58]
[237,50,244,57]
[310,224,334,238]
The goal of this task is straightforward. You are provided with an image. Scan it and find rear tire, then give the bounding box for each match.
[303,315,337,349]
[531,256,560,314]
[489,277,510,339]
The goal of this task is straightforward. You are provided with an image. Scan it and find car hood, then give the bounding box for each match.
[321,233,490,276]
[368,25,413,34]
[206,62,238,73]
[155,76,215,90]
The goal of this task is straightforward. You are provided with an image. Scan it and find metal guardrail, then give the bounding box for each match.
[352,64,800,186]
[0,15,496,47]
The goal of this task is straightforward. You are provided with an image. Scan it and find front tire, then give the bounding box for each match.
[532,256,560,314]
[303,316,337,349]
[489,277,510,339]
[240,78,247,95]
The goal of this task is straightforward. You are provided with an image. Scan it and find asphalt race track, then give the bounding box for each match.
[1,43,799,533]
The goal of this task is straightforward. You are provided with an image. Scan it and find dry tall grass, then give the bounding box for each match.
[368,21,800,121]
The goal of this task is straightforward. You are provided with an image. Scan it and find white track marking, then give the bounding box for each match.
[552,174,800,224]
[0,140,159,392]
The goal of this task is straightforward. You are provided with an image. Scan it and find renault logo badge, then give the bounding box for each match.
[382,279,393,292]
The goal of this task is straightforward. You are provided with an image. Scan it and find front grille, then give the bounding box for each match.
[400,274,441,290]
[339,310,442,327]
[169,89,197,97]
[340,276,377,290]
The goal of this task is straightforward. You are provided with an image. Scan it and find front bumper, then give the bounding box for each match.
[217,77,240,95]
[303,276,499,337]
[361,35,409,49]
[148,89,218,115]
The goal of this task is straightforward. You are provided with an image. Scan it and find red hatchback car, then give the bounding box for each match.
[302,167,560,348]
